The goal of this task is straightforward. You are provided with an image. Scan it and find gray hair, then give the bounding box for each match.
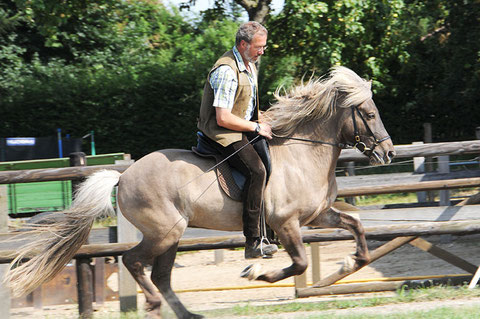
[235,21,268,46]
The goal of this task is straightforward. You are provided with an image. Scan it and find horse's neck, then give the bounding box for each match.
[270,120,341,175]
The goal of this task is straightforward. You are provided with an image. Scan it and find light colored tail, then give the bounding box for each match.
[4,169,121,297]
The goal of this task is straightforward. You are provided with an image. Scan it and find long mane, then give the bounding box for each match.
[264,66,373,136]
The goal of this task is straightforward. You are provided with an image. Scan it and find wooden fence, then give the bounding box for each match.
[0,140,479,317]
[294,139,480,297]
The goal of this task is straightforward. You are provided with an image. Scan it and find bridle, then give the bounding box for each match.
[276,106,391,154]
[351,106,391,154]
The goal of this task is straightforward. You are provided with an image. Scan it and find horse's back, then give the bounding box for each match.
[117,149,243,231]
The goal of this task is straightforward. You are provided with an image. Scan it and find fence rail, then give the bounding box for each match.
[1,219,479,264]
[1,140,479,184]
[0,140,479,316]
[338,140,480,162]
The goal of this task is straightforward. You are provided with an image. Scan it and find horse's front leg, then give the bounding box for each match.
[308,206,370,268]
[244,219,308,283]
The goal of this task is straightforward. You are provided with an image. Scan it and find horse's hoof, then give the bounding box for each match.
[341,255,355,273]
[353,252,370,267]
[240,263,262,280]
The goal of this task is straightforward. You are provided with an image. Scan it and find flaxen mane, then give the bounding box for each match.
[264,66,373,136]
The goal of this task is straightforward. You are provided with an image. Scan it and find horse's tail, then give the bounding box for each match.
[4,169,121,297]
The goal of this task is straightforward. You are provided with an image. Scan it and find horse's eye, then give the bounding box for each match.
[367,112,375,119]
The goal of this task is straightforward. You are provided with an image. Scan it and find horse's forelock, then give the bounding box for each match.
[266,66,372,136]
[329,66,373,108]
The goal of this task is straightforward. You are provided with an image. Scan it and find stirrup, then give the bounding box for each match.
[259,237,277,258]
[245,237,278,259]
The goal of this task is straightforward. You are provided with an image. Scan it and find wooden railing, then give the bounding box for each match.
[0,140,479,317]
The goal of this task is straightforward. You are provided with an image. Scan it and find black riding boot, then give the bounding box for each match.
[245,237,278,259]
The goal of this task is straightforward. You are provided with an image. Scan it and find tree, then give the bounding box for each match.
[236,0,272,23]
[262,0,480,143]
[0,0,239,158]
[180,0,273,23]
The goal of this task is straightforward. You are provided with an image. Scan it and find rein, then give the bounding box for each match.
[273,135,349,149]
[274,106,391,154]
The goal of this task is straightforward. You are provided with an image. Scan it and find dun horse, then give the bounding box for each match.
[5,66,394,318]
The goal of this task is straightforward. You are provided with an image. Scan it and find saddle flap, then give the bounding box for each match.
[192,131,272,202]
[191,146,243,201]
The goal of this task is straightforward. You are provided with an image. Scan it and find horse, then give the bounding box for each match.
[4,66,395,319]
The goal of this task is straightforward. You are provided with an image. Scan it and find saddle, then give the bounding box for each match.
[191,132,272,201]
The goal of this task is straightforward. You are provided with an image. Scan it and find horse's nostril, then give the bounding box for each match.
[388,150,396,159]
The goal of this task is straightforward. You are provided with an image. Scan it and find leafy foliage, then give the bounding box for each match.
[0,0,238,157]
[263,0,480,143]
[1,0,479,159]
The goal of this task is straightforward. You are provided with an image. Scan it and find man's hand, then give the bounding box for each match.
[257,122,272,139]
[215,107,272,139]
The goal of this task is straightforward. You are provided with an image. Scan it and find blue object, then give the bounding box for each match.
[57,128,63,158]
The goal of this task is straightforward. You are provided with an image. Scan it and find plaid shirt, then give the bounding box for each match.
[209,46,257,120]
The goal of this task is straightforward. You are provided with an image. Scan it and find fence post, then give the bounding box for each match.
[476,127,480,169]
[413,142,427,203]
[294,270,308,290]
[311,242,321,283]
[117,205,138,312]
[344,162,356,205]
[438,155,451,206]
[70,152,87,194]
[70,152,94,318]
[423,123,435,202]
[94,258,106,306]
[114,158,138,312]
[76,258,94,318]
[0,185,10,319]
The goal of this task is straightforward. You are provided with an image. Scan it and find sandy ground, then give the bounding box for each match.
[10,234,480,318]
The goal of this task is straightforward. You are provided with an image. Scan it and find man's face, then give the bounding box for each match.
[242,33,267,63]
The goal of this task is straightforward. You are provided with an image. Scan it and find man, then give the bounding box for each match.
[197,21,278,259]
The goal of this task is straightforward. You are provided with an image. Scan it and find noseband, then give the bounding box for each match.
[351,106,391,154]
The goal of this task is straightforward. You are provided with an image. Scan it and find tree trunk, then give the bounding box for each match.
[235,0,272,24]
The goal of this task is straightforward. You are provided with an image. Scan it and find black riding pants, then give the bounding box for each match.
[217,134,266,238]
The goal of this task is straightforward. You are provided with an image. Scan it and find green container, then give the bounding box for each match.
[0,153,126,217]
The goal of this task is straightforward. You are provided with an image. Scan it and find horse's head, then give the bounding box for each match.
[266,66,395,165]
[339,98,395,165]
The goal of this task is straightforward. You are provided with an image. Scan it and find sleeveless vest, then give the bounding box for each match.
[197,50,259,147]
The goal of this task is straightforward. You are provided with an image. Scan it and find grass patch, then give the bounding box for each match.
[352,187,479,207]
[355,193,418,206]
[199,285,480,318]
[301,305,480,319]
[93,216,117,228]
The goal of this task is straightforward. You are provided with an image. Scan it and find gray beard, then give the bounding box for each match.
[244,45,256,63]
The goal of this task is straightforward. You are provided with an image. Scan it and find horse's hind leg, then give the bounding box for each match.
[122,240,165,318]
[309,206,370,267]
[151,242,204,319]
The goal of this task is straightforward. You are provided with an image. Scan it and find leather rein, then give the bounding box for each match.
[276,106,391,154]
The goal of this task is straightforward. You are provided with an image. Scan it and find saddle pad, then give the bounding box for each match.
[191,147,243,201]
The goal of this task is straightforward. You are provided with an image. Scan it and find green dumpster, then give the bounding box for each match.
[0,153,126,217]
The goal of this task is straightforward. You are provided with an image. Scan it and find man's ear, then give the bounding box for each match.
[239,40,248,50]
